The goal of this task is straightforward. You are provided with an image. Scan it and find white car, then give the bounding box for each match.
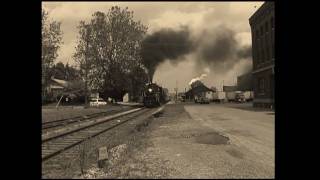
[89,98,107,107]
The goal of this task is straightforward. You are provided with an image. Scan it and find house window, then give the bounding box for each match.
[259,78,265,93]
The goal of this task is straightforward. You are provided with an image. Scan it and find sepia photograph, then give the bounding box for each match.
[42,1,274,178]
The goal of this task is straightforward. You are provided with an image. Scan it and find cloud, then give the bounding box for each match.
[42,2,263,92]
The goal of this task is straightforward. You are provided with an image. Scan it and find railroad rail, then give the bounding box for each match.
[42,107,152,161]
[42,108,132,130]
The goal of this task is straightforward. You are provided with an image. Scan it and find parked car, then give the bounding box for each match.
[89,98,107,106]
[198,96,210,104]
[194,92,211,104]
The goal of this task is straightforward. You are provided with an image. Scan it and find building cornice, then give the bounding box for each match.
[252,64,274,74]
[249,2,274,26]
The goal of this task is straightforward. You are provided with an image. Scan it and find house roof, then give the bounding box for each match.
[51,77,69,88]
[50,85,64,89]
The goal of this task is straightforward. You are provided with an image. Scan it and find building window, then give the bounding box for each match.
[259,78,265,93]
[271,17,274,30]
[272,43,275,59]
[260,26,263,36]
[256,48,260,64]
[265,22,269,33]
[256,30,259,39]
[252,30,255,41]
[266,45,270,61]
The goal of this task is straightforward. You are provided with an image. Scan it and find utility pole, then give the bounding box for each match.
[174,80,178,102]
[222,80,224,91]
[84,25,89,107]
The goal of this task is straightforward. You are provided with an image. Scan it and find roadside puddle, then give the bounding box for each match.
[193,132,230,145]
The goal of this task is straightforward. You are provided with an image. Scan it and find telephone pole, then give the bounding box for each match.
[174,80,178,102]
[84,25,90,107]
[222,80,224,91]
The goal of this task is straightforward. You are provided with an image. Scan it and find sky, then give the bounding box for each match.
[42,1,264,93]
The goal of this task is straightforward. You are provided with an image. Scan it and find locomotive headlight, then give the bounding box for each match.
[148,88,152,92]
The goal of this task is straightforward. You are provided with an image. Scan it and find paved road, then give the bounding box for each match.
[183,103,275,178]
[116,102,275,178]
[82,102,275,178]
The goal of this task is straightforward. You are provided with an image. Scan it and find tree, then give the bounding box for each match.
[74,21,94,105]
[74,6,148,101]
[127,63,149,101]
[49,61,80,81]
[64,63,80,81]
[51,62,65,79]
[42,10,63,100]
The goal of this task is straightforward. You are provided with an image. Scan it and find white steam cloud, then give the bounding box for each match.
[188,73,208,85]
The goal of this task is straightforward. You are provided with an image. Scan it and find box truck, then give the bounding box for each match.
[243,91,254,101]
[212,91,226,103]
[226,91,236,102]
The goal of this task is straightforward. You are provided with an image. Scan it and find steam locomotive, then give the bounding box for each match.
[142,83,169,107]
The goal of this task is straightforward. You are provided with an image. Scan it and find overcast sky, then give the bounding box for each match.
[42,2,264,92]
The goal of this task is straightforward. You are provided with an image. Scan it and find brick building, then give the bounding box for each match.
[237,73,253,91]
[249,2,275,108]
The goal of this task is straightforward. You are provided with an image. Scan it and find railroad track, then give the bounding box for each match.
[42,107,153,162]
[42,108,132,130]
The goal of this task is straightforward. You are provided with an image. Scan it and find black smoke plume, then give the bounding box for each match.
[140,25,252,81]
[141,27,194,82]
[237,45,252,59]
[195,26,252,73]
[199,28,237,64]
